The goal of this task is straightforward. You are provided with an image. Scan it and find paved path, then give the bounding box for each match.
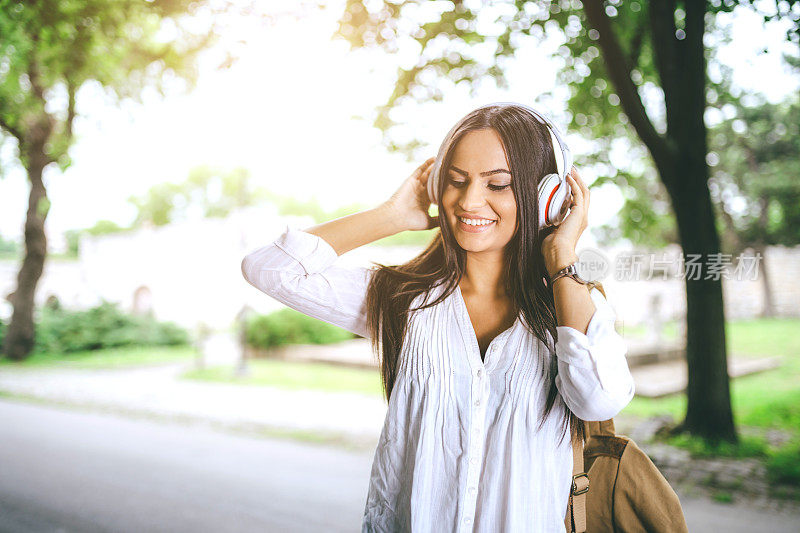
[0,360,387,448]
[1,400,798,533]
[0,399,372,532]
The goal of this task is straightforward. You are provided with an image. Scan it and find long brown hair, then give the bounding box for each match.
[364,103,585,447]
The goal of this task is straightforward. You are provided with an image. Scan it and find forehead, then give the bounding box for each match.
[450,129,509,169]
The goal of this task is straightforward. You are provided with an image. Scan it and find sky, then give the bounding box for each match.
[0,0,798,249]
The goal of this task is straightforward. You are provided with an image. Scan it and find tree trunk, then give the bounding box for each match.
[667,165,737,443]
[755,197,775,318]
[661,0,735,442]
[1,136,51,361]
[754,243,775,318]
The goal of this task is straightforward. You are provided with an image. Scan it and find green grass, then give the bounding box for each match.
[664,432,769,459]
[621,317,800,487]
[181,358,384,396]
[0,345,197,369]
[622,365,800,434]
[622,317,800,433]
[726,317,800,359]
[765,441,800,487]
[617,319,679,341]
[712,491,734,504]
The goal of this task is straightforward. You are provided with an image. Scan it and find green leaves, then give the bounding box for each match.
[0,0,230,157]
[330,1,798,251]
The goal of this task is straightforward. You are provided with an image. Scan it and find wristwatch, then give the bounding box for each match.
[550,262,589,285]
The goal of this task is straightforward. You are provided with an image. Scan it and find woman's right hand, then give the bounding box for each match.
[382,156,439,232]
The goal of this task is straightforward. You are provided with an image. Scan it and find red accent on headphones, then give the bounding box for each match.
[544,183,559,225]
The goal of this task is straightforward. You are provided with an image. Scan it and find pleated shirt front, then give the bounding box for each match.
[241,225,636,533]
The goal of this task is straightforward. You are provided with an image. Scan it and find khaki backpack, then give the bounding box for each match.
[564,418,689,532]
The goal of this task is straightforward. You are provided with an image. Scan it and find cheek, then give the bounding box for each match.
[496,196,517,221]
[441,190,457,213]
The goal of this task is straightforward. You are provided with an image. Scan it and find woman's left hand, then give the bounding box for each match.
[541,166,590,278]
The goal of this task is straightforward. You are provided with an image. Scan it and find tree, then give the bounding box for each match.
[127,165,272,226]
[0,0,266,361]
[595,88,800,319]
[593,63,800,319]
[710,93,800,316]
[332,0,800,443]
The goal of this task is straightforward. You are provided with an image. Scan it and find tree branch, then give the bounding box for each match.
[582,1,673,173]
[648,0,681,140]
[683,0,709,142]
[65,80,76,144]
[0,116,24,142]
[629,24,646,67]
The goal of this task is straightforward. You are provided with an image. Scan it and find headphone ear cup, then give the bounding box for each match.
[547,177,571,226]
[427,160,440,206]
[538,173,563,229]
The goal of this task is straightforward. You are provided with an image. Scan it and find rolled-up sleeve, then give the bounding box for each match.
[241,224,374,339]
[553,286,635,421]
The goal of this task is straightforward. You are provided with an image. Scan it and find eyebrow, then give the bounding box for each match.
[449,165,511,178]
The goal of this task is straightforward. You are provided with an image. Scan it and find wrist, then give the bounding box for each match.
[376,202,408,234]
[545,250,579,278]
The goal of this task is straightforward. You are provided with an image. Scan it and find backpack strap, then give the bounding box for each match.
[567,421,589,532]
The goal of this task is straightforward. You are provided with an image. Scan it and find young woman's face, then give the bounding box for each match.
[441,128,518,254]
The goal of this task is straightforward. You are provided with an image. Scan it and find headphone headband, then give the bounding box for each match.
[474,101,572,179]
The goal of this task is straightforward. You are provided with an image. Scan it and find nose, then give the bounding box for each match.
[458,181,489,212]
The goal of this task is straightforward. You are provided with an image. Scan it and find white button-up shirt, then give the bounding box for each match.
[241,226,636,533]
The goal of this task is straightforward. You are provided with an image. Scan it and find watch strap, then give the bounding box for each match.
[551,262,588,285]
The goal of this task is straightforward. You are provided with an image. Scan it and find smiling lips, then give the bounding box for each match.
[456,215,497,232]
[458,216,495,225]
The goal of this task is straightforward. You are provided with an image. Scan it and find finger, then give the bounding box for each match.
[575,174,590,205]
[421,160,435,176]
[420,166,433,184]
[569,176,589,224]
[415,158,435,175]
[571,166,590,197]
[559,194,572,218]
[567,175,584,207]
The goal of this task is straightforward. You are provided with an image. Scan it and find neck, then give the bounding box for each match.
[460,249,509,299]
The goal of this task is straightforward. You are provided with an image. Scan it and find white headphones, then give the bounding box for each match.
[426,101,574,229]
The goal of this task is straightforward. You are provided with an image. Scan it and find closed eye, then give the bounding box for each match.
[448,176,510,191]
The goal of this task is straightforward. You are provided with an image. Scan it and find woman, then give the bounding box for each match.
[241,102,635,532]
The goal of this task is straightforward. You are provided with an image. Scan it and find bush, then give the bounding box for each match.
[245,307,357,350]
[664,432,769,459]
[32,300,189,355]
[766,440,800,487]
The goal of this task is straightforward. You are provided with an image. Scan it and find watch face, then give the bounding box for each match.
[576,248,610,282]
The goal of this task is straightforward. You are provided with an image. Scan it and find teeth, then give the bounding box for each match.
[458,216,495,226]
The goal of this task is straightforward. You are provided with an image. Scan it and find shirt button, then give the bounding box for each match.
[474,399,481,407]
[470,457,478,465]
[464,517,472,524]
[477,369,483,377]
[469,486,477,495]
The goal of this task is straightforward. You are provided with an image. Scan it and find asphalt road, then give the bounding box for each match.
[0,399,372,532]
[1,399,798,532]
